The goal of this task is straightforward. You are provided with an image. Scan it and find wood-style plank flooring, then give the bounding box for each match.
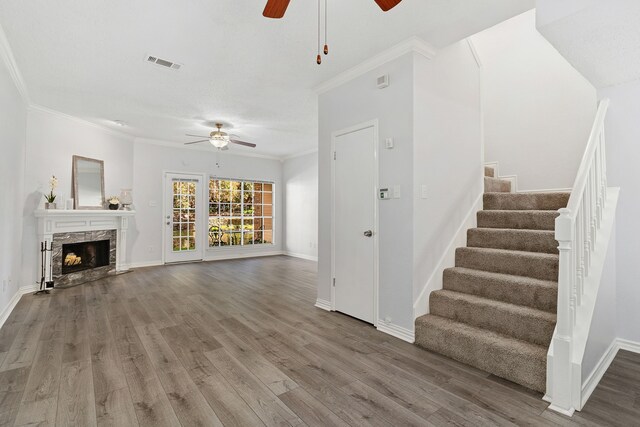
[0,255,638,426]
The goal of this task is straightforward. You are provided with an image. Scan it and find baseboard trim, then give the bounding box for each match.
[377,322,415,343]
[314,299,332,311]
[131,252,285,267]
[579,337,640,410]
[548,404,575,417]
[284,252,318,262]
[617,338,640,353]
[518,187,572,194]
[129,261,163,269]
[19,285,36,294]
[204,251,284,262]
[0,285,37,330]
[581,339,618,409]
[0,290,23,330]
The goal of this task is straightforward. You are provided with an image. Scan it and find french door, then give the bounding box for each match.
[164,173,204,263]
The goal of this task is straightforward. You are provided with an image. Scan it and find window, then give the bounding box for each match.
[172,180,197,251]
[208,179,273,247]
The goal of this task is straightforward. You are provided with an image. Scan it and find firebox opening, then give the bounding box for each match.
[62,240,110,275]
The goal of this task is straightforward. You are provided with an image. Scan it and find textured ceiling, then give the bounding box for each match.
[537,0,640,89]
[0,0,533,157]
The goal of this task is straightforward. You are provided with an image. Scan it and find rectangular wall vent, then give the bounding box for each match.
[145,55,182,70]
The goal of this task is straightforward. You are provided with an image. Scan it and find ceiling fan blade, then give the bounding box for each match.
[374,0,402,12]
[184,139,209,145]
[185,134,209,138]
[230,139,257,148]
[263,0,291,18]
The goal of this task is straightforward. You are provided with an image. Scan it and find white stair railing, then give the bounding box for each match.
[549,99,610,415]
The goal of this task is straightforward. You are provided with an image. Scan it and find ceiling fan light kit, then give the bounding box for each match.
[263,0,402,64]
[210,134,229,148]
[185,123,257,150]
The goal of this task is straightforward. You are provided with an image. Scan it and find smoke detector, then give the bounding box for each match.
[145,55,182,70]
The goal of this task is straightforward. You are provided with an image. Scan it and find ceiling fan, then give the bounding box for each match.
[263,0,403,19]
[184,123,257,149]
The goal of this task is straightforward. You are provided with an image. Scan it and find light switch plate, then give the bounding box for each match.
[385,138,394,149]
[393,185,401,199]
[421,185,428,199]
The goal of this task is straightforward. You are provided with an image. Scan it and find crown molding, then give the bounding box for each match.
[281,147,318,162]
[28,104,135,141]
[1,20,308,161]
[134,137,283,161]
[0,23,30,103]
[313,36,437,95]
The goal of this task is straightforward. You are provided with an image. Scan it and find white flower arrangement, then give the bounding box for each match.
[44,175,58,203]
[108,196,120,205]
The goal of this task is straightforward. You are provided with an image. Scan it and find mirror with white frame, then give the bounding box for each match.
[72,155,105,209]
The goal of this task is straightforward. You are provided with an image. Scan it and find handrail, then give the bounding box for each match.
[564,99,610,216]
[549,99,610,415]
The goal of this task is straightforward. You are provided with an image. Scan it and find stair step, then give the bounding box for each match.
[483,192,570,211]
[484,177,511,193]
[429,290,556,346]
[443,267,557,312]
[484,166,495,178]
[467,228,558,254]
[455,247,559,281]
[477,210,559,230]
[415,314,547,393]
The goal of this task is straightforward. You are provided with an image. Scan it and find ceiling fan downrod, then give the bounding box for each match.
[324,0,329,56]
[317,0,328,65]
[317,0,322,64]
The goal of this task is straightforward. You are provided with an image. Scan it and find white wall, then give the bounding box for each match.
[599,80,640,344]
[20,107,134,287]
[318,46,482,334]
[318,53,416,330]
[0,52,27,320]
[471,10,597,191]
[283,151,318,261]
[131,140,283,266]
[16,108,285,285]
[413,42,482,305]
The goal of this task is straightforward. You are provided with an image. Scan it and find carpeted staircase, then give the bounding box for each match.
[415,167,569,393]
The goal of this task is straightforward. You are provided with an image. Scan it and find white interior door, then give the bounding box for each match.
[165,173,204,263]
[333,124,377,324]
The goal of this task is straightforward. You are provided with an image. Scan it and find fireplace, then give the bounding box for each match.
[51,229,117,288]
[62,239,110,275]
[35,209,134,290]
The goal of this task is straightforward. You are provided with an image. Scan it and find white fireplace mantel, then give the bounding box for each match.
[35,209,136,274]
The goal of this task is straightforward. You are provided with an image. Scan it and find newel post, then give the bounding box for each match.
[550,208,576,415]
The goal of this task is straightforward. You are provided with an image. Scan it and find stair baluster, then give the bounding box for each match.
[548,99,610,415]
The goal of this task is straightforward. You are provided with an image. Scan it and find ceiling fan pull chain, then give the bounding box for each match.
[324,0,329,55]
[316,0,322,64]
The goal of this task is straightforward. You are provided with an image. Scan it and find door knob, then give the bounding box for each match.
[166,222,170,225]
[364,230,373,237]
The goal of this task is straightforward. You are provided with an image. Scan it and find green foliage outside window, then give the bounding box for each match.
[208,179,274,247]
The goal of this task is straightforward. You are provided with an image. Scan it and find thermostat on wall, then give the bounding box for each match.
[379,188,390,199]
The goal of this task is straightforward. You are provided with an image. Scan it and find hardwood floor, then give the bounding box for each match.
[0,255,638,426]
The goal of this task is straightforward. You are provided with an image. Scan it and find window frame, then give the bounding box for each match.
[207,177,275,248]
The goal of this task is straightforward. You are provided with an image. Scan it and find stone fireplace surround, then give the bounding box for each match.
[52,229,116,287]
[35,209,135,288]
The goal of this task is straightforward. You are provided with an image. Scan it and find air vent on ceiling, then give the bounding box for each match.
[145,55,182,70]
